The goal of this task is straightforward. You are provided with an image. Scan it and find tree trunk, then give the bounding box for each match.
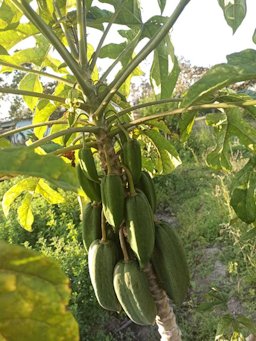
[144,263,182,341]
[246,335,256,341]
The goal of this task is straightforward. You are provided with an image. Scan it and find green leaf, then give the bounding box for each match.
[0,147,79,192]
[253,28,256,44]
[98,0,142,26]
[143,16,180,99]
[0,23,38,51]
[0,0,22,29]
[144,129,181,174]
[218,0,247,33]
[0,138,12,147]
[19,74,43,110]
[206,109,256,171]
[230,157,256,224]
[157,0,166,13]
[0,240,79,341]
[17,192,34,231]
[215,315,233,340]
[179,110,198,142]
[2,177,38,216]
[182,49,256,108]
[33,100,58,139]
[237,315,256,334]
[35,179,65,204]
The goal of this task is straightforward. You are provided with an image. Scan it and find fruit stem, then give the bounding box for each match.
[123,166,136,196]
[119,227,129,262]
[101,208,107,242]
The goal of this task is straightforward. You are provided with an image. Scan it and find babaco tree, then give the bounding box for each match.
[0,0,255,340]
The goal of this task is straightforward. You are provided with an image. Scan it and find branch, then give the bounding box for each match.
[94,0,191,118]
[27,126,101,149]
[107,97,181,123]
[126,99,256,127]
[54,0,79,60]
[0,61,75,86]
[77,0,88,71]
[10,0,95,98]
[99,29,142,84]
[90,0,127,72]
[0,120,67,139]
[0,87,67,103]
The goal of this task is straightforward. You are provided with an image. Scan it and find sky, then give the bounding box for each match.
[156,0,256,67]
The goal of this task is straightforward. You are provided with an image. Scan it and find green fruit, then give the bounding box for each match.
[78,147,99,183]
[101,174,125,230]
[77,164,101,202]
[88,239,121,312]
[122,139,142,184]
[113,260,157,325]
[125,191,155,268]
[137,171,157,212]
[151,222,190,306]
[82,202,102,252]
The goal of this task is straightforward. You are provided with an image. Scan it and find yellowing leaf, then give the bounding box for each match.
[36,179,65,204]
[2,177,38,216]
[17,192,34,231]
[0,241,79,341]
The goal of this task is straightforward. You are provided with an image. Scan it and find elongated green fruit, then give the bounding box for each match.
[78,147,99,182]
[88,239,121,312]
[101,174,125,230]
[77,164,101,202]
[137,171,157,212]
[151,222,190,306]
[82,202,102,251]
[122,139,142,184]
[125,191,155,268]
[113,260,157,325]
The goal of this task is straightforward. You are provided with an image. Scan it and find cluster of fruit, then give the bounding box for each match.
[77,139,189,325]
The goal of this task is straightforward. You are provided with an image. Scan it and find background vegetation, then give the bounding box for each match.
[1,121,255,340]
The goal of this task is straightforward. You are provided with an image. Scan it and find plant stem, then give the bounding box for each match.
[119,227,129,262]
[10,0,95,98]
[50,141,97,155]
[101,209,107,242]
[126,99,256,128]
[77,0,88,71]
[0,87,67,103]
[27,126,101,149]
[143,263,182,341]
[99,26,141,85]
[0,120,67,139]
[0,61,75,86]
[107,98,181,123]
[123,166,136,196]
[90,0,127,72]
[94,0,191,118]
[54,0,79,60]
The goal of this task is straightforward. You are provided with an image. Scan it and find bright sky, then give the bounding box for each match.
[156,0,256,66]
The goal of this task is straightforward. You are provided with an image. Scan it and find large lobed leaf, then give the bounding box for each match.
[2,177,65,231]
[180,49,256,142]
[205,108,256,171]
[0,240,79,341]
[230,156,256,224]
[0,147,79,192]
[182,49,256,109]
[144,129,181,174]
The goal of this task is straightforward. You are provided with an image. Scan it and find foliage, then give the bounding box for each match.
[0,239,79,341]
